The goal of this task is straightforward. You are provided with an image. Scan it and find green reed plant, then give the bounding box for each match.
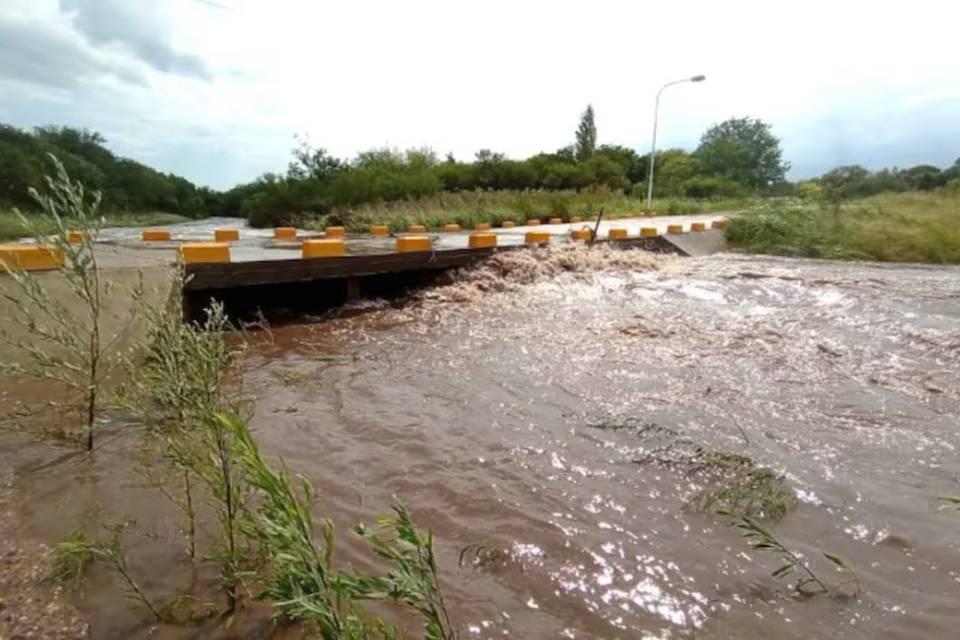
[122,277,252,610]
[0,155,139,450]
[227,412,457,639]
[718,510,860,598]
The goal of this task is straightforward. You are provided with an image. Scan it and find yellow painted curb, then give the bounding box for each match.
[0,244,64,271]
[474,222,491,231]
[302,238,346,258]
[525,231,550,244]
[469,232,497,248]
[442,223,461,232]
[214,228,240,242]
[691,222,706,232]
[407,224,427,233]
[501,221,516,228]
[325,226,346,237]
[526,219,541,226]
[68,230,87,244]
[712,219,727,229]
[609,228,628,239]
[180,242,230,264]
[569,216,582,223]
[640,227,658,237]
[370,224,389,236]
[397,235,432,252]
[549,217,563,225]
[570,228,591,240]
[142,229,171,241]
[667,224,684,234]
[274,227,296,239]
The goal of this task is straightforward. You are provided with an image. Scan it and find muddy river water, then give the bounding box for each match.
[3,247,960,639]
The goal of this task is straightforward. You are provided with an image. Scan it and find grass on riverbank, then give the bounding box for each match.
[726,191,960,264]
[0,210,190,241]
[301,189,750,232]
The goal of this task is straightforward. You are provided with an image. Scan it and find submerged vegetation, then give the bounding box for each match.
[719,511,861,599]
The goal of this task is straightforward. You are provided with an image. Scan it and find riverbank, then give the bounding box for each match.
[726,191,960,263]
[0,210,191,241]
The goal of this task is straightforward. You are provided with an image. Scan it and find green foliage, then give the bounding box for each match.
[0,124,218,216]
[695,117,789,190]
[575,104,597,161]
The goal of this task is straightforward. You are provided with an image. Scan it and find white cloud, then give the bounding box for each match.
[0,0,957,189]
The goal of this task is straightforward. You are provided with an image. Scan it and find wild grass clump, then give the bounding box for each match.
[49,522,162,621]
[727,192,960,263]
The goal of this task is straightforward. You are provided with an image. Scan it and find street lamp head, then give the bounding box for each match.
[690,74,706,82]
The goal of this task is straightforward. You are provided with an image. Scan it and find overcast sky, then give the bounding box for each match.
[1,0,957,190]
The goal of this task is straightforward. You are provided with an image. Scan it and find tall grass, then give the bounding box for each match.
[307,189,749,232]
[726,192,960,263]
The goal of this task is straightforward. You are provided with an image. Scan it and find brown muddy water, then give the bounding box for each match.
[2,246,960,639]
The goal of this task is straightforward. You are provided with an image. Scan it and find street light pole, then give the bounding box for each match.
[644,74,706,214]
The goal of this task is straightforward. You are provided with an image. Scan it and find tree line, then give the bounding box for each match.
[3,111,957,227]
[0,124,222,215]
[229,112,793,226]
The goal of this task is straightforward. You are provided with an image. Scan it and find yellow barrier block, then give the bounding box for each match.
[442,223,461,233]
[525,231,550,244]
[474,222,491,231]
[469,232,497,248]
[609,228,629,239]
[691,222,706,232]
[501,221,516,228]
[712,219,727,229]
[667,224,684,234]
[549,217,563,225]
[570,216,582,223]
[526,219,541,226]
[370,224,390,236]
[68,230,87,244]
[408,224,427,233]
[397,235,432,252]
[142,229,171,241]
[302,238,346,258]
[274,227,296,240]
[570,228,591,240]
[640,227,658,237]
[214,228,240,242]
[0,244,63,271]
[325,226,346,237]
[180,242,230,264]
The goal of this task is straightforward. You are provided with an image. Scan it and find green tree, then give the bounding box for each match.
[287,135,345,181]
[695,117,789,190]
[575,104,597,161]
